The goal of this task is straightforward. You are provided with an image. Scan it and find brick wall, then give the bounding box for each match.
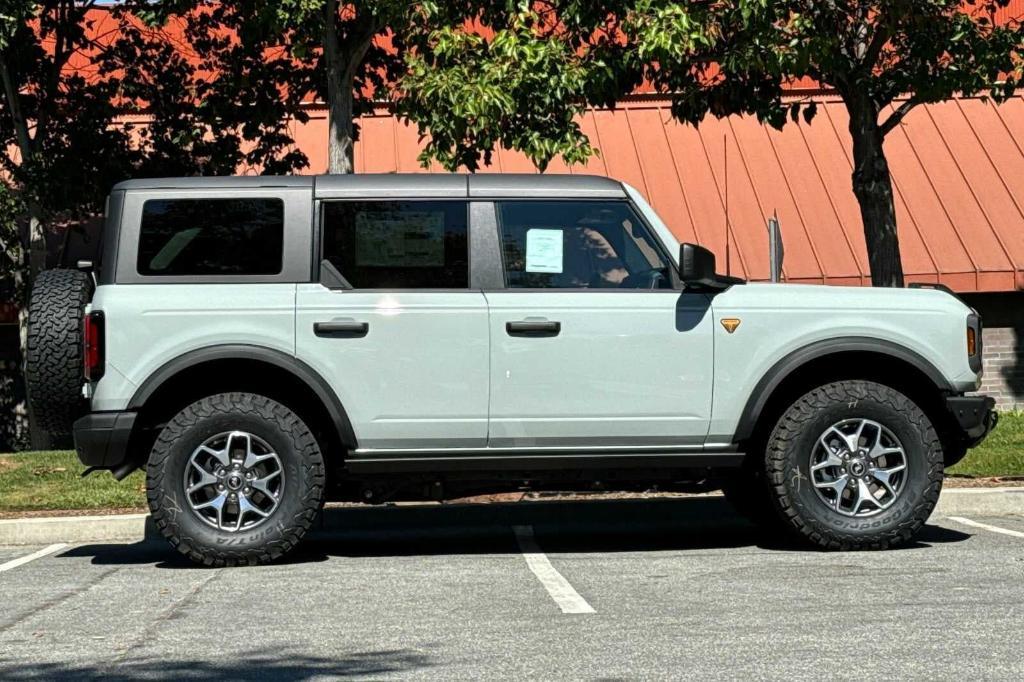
[979,326,1024,411]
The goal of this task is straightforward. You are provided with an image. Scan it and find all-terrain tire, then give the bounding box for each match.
[765,380,943,550]
[25,268,93,435]
[147,393,325,566]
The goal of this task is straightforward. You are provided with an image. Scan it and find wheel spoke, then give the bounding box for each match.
[851,478,877,515]
[814,474,850,507]
[821,426,854,454]
[870,445,904,460]
[811,451,844,473]
[227,431,252,463]
[237,494,269,528]
[870,462,906,488]
[197,445,230,468]
[251,470,281,498]
[243,449,277,470]
[186,465,218,495]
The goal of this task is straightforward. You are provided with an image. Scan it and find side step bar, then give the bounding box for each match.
[345,451,745,475]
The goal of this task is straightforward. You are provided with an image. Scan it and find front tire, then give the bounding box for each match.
[765,380,943,550]
[147,393,325,566]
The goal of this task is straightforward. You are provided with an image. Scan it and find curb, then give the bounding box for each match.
[0,513,151,546]
[1,488,1021,546]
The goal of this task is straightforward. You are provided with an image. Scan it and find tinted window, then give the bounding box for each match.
[322,201,469,289]
[137,199,284,276]
[497,201,671,289]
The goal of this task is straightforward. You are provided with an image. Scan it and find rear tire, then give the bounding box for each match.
[764,380,943,550]
[147,393,325,566]
[25,269,93,435]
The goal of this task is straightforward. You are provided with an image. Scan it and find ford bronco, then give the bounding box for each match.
[25,174,996,566]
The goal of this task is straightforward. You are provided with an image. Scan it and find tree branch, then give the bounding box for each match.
[0,54,33,163]
[862,23,889,69]
[879,96,920,136]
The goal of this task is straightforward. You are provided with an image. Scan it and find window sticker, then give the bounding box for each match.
[525,228,563,273]
[354,210,446,267]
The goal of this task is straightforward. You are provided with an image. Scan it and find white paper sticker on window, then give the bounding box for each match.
[525,229,563,273]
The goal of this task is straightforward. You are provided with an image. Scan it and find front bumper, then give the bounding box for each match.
[945,395,998,448]
[73,411,137,471]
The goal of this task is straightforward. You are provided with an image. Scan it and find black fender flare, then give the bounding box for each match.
[733,336,954,443]
[127,344,358,449]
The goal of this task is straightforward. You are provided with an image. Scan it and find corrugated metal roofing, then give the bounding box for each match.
[299,95,1024,292]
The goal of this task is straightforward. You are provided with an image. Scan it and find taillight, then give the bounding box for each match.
[83,310,105,382]
[966,312,982,375]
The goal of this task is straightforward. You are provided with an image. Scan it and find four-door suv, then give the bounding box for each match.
[25,174,996,566]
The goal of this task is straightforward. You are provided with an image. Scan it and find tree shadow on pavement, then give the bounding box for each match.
[0,647,435,681]
[61,496,971,568]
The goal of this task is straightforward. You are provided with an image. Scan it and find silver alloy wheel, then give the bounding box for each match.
[809,418,908,517]
[183,431,285,532]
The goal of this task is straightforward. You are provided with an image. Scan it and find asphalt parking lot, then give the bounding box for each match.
[2,497,1023,680]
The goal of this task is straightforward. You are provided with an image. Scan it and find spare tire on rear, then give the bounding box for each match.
[25,268,93,435]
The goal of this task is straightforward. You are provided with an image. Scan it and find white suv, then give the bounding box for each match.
[25,174,996,565]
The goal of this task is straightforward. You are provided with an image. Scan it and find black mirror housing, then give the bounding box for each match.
[678,243,745,290]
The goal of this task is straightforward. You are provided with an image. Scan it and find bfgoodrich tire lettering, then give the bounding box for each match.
[147,393,325,566]
[765,380,943,550]
[25,268,93,434]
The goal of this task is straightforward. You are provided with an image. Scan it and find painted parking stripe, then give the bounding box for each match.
[948,516,1024,539]
[513,525,595,615]
[0,543,68,573]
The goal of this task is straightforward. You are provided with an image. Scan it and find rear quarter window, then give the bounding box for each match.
[137,198,284,276]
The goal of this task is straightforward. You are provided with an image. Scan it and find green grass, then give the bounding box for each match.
[948,411,1024,478]
[0,412,1021,513]
[0,450,145,513]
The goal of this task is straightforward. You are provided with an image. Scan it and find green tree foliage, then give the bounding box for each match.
[405,1,1024,287]
[399,1,641,171]
[634,0,1024,287]
[140,0,431,174]
[0,2,314,447]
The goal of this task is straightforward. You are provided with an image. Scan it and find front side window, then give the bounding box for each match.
[137,198,284,276]
[321,201,469,289]
[497,201,672,289]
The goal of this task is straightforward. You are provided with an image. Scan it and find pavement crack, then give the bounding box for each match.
[106,568,223,668]
[0,567,122,636]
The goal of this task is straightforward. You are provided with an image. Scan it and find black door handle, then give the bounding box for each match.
[506,320,561,337]
[314,319,369,338]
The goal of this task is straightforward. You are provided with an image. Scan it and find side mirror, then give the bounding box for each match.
[678,243,744,290]
[679,243,717,285]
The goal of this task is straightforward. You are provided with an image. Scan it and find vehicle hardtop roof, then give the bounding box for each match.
[112,173,627,199]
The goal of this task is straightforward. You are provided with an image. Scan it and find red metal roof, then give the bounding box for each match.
[325,95,1024,292]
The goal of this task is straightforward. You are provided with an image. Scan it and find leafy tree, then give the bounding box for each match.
[399,1,638,171]
[0,2,312,446]
[635,0,1024,286]
[141,0,435,175]
[405,1,1024,287]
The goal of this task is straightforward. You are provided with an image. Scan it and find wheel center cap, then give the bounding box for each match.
[226,474,244,491]
[848,460,867,477]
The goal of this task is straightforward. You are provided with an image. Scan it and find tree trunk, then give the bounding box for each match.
[846,95,904,287]
[322,0,374,175]
[322,0,353,175]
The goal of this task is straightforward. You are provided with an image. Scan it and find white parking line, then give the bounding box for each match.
[513,525,595,615]
[0,543,68,573]
[947,516,1024,539]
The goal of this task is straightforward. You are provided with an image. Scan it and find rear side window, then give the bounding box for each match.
[137,198,284,276]
[321,201,469,289]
